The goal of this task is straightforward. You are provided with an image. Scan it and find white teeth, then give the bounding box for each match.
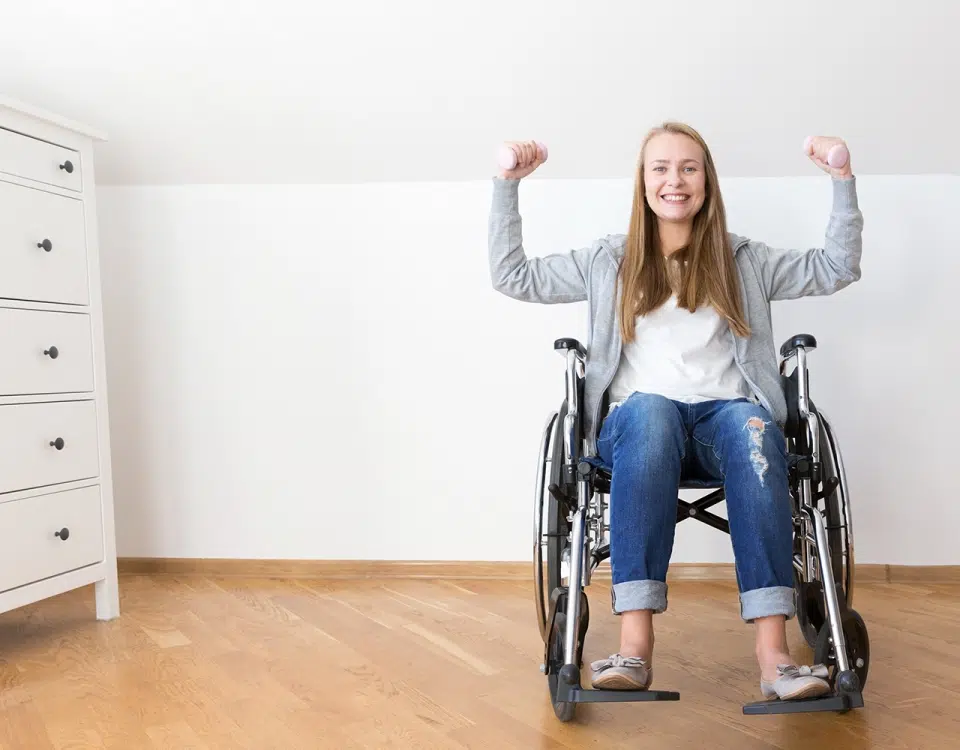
[662,195,688,203]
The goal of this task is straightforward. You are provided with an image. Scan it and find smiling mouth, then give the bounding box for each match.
[660,194,690,204]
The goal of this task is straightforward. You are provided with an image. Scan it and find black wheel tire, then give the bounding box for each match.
[814,609,869,690]
[547,612,577,722]
[793,406,851,648]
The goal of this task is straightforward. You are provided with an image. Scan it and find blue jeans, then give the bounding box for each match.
[595,392,795,623]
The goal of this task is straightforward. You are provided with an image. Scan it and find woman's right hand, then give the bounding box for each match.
[497,140,547,179]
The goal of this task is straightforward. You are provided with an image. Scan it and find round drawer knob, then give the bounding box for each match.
[55,528,70,541]
[59,160,74,174]
[44,346,59,359]
[50,437,65,450]
[38,239,53,252]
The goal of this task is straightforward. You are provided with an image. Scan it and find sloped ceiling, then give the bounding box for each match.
[0,0,957,184]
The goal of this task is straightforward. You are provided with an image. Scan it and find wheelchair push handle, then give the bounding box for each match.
[554,338,586,359]
[780,333,817,359]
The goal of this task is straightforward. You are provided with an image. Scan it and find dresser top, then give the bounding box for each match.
[0,94,107,142]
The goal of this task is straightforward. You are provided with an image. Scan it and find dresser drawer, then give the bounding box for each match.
[0,485,104,593]
[0,179,89,305]
[0,127,82,192]
[0,308,94,396]
[0,400,100,495]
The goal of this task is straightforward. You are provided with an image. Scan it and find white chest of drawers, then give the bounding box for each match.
[0,96,119,622]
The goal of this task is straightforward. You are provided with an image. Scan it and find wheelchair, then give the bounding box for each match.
[533,333,869,720]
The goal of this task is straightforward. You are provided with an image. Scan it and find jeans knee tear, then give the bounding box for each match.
[744,417,770,485]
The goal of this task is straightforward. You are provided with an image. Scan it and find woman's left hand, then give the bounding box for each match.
[805,136,853,179]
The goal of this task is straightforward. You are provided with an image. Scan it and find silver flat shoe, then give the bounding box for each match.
[760,664,831,700]
[590,654,653,691]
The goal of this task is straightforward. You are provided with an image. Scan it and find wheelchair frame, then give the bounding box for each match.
[533,334,869,720]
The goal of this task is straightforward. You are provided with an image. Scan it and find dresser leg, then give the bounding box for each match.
[95,569,120,620]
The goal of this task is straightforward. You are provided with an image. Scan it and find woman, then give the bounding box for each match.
[487,122,863,701]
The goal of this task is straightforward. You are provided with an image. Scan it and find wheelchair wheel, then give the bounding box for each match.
[794,409,854,649]
[534,407,570,642]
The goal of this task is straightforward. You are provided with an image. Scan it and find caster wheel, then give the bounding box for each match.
[815,609,869,690]
[547,612,577,721]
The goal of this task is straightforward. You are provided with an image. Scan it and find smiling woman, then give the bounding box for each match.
[488,121,863,703]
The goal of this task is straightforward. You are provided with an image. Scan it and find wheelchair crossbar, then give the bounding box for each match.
[676,502,730,534]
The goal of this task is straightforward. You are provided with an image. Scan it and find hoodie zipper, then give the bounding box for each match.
[727,237,775,418]
[729,329,774,417]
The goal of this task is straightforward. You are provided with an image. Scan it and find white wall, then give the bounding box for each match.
[97,174,960,565]
[1,1,958,184]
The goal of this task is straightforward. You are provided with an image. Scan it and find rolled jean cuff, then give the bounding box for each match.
[611,580,667,614]
[740,586,796,622]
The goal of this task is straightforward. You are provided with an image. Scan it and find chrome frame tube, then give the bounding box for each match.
[794,348,819,584]
[809,504,850,673]
[562,350,582,470]
[563,481,588,666]
[559,347,587,667]
[794,345,850,674]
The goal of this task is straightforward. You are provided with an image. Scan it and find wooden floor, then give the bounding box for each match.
[0,575,958,749]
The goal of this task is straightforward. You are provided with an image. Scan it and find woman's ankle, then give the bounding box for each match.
[753,615,791,675]
[756,649,794,681]
[619,640,654,662]
[619,610,655,662]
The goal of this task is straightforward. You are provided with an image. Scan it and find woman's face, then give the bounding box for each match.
[643,132,707,225]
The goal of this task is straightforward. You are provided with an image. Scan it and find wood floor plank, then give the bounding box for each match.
[0,576,958,747]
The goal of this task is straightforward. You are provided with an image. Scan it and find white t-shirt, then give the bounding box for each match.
[608,294,751,407]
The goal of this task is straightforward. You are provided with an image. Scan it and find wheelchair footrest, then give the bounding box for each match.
[742,691,863,715]
[554,681,680,704]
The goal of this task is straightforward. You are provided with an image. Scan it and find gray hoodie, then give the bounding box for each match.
[487,176,863,452]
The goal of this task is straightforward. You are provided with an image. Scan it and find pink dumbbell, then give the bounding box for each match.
[804,136,848,169]
[498,142,548,170]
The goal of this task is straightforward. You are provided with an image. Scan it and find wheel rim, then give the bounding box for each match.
[534,411,558,641]
[818,410,854,607]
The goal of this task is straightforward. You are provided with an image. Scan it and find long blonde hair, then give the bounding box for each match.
[618,121,749,341]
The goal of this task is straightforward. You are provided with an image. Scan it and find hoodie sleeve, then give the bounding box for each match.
[488,177,598,304]
[751,177,864,300]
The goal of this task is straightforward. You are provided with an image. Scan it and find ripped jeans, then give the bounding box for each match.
[595,392,795,623]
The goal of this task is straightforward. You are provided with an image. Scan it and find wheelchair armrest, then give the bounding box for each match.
[554,338,587,358]
[779,333,817,359]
